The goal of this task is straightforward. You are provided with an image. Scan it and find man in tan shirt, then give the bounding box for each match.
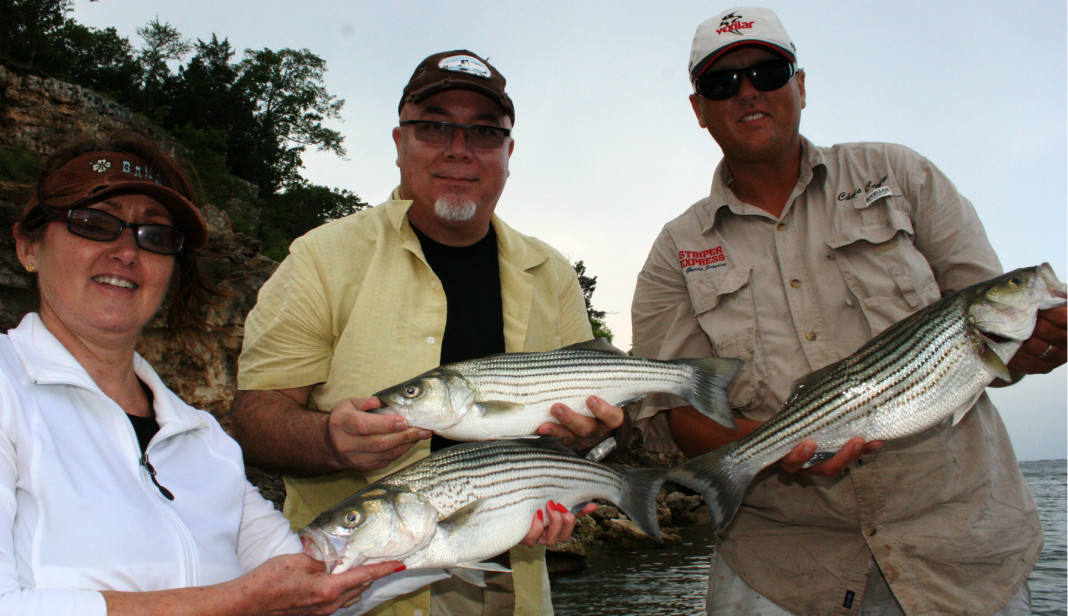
[631,7,1066,616]
[232,50,624,615]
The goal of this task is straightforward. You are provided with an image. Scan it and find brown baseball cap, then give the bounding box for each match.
[398,50,515,123]
[29,151,208,250]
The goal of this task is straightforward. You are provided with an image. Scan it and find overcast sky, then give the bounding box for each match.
[71,0,1066,461]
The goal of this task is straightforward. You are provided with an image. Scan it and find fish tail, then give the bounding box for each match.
[666,446,754,534]
[677,357,743,429]
[618,468,667,542]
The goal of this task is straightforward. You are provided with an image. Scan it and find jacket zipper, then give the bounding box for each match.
[140,453,175,500]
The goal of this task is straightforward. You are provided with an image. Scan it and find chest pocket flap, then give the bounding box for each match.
[686,265,752,316]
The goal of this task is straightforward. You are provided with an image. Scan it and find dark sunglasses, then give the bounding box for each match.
[49,207,185,255]
[694,59,798,100]
[400,120,511,149]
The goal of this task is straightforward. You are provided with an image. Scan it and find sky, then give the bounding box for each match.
[71,0,1067,461]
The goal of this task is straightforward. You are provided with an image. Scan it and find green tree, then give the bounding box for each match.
[233,48,345,195]
[258,183,367,260]
[573,260,613,342]
[55,22,140,102]
[0,0,72,68]
[135,18,191,117]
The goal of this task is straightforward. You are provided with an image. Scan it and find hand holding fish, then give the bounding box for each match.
[520,500,599,547]
[537,395,625,452]
[1008,306,1067,375]
[227,553,402,615]
[779,437,883,476]
[326,398,431,472]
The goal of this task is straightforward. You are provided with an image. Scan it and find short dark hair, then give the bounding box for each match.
[15,130,218,342]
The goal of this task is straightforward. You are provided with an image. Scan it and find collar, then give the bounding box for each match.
[697,136,826,232]
[384,186,549,272]
[7,313,209,434]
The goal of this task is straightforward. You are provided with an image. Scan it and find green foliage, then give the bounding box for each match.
[573,260,613,342]
[0,146,44,184]
[0,0,72,68]
[257,183,368,261]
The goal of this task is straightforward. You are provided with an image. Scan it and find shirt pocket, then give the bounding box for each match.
[685,265,759,412]
[825,197,940,335]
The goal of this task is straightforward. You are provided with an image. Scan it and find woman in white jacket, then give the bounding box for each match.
[1,131,402,616]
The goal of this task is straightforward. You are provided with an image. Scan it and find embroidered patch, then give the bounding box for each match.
[90,159,111,173]
[679,246,727,273]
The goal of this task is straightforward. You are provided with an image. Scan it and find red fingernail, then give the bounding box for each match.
[394,565,406,572]
[554,502,568,513]
[537,510,543,521]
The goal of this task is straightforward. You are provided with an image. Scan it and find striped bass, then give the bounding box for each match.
[298,437,666,580]
[668,263,1067,534]
[373,338,742,440]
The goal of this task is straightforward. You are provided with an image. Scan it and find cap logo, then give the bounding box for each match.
[90,159,112,173]
[717,12,754,36]
[438,54,492,79]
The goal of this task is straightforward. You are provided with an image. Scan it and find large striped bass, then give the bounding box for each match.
[668,263,1066,534]
[373,338,742,440]
[298,437,666,580]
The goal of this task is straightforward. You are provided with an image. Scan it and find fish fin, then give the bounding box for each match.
[618,467,668,541]
[562,338,628,355]
[439,499,488,532]
[666,446,756,534]
[950,391,985,426]
[448,561,512,587]
[979,343,1013,382]
[474,400,526,415]
[675,357,743,429]
[800,451,836,469]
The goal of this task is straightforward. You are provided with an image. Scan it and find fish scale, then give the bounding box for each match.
[668,264,1067,534]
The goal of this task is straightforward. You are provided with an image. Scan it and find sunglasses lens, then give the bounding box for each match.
[465,126,508,148]
[749,60,794,91]
[69,208,121,241]
[696,60,795,100]
[695,72,740,100]
[137,226,185,254]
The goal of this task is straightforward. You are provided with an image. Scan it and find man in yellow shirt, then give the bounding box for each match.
[231,50,623,615]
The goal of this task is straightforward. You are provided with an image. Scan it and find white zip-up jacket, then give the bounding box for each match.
[0,313,301,616]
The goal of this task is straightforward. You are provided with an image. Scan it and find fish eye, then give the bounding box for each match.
[403,384,421,398]
[1008,276,1022,286]
[343,511,362,527]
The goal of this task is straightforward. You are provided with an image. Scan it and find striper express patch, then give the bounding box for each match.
[679,246,727,273]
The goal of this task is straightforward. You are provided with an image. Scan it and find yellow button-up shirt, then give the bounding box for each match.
[239,191,592,615]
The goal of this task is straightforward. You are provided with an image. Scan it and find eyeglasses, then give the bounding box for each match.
[400,120,511,149]
[50,207,186,255]
[694,59,798,100]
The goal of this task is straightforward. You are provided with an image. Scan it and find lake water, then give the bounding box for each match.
[551,459,1067,615]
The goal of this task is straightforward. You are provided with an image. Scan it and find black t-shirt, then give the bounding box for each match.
[411,224,505,451]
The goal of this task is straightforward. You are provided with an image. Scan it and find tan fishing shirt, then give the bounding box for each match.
[631,138,1042,616]
[239,191,593,616]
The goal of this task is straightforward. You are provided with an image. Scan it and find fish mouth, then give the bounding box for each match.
[299,528,340,573]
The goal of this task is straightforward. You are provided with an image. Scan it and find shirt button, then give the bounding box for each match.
[845,298,856,307]
[414,611,425,616]
[866,526,877,537]
[790,279,801,288]
[776,222,788,232]
[426,337,435,345]
[430,281,438,288]
[805,332,817,341]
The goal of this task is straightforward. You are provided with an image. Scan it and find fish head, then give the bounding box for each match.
[967,263,1067,363]
[373,368,477,430]
[299,486,438,574]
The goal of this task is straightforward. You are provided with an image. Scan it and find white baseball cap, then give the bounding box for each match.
[689,7,797,80]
